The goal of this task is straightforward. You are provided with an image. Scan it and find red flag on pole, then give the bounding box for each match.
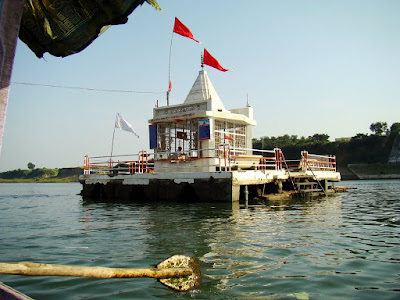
[224,133,234,141]
[173,17,199,43]
[203,48,229,72]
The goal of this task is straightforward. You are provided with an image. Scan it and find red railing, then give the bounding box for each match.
[83,152,154,175]
[83,148,337,175]
[300,151,336,172]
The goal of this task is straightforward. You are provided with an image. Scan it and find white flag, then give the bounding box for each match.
[115,113,139,137]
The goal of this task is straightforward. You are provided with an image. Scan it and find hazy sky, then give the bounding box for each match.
[0,0,399,172]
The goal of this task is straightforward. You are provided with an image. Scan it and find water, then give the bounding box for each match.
[0,181,399,299]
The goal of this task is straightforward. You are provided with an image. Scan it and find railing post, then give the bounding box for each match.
[109,158,113,174]
[84,155,90,175]
[139,151,143,174]
[224,144,227,171]
[274,148,281,170]
[228,146,231,171]
[143,151,148,173]
[218,145,222,171]
[278,148,285,171]
[301,151,308,171]
[333,155,336,171]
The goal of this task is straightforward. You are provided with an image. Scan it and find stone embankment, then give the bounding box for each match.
[346,164,400,180]
[339,134,400,180]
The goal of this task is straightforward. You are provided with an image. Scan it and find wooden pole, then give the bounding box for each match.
[0,261,192,279]
[110,114,117,159]
[0,255,202,292]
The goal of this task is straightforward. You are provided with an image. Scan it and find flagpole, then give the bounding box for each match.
[168,17,200,106]
[110,114,117,161]
[167,29,174,106]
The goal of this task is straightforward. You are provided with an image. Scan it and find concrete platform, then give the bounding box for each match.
[79,169,341,202]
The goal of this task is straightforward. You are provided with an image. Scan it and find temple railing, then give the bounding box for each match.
[300,151,337,172]
[83,148,337,175]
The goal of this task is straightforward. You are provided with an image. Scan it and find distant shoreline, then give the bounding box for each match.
[1,164,399,183]
[0,167,82,183]
[0,176,79,183]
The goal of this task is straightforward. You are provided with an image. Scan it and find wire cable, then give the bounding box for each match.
[11,81,166,94]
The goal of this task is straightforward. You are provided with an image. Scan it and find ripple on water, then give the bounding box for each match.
[0,181,399,299]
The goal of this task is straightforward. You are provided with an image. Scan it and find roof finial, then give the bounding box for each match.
[201,53,204,69]
[246,94,250,107]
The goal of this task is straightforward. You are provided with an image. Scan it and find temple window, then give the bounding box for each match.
[157,119,199,155]
[214,120,247,155]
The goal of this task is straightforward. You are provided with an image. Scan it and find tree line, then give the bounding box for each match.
[252,122,400,166]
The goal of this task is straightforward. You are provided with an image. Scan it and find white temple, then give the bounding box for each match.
[81,69,342,202]
[149,69,257,173]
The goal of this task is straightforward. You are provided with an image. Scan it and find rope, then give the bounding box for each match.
[304,159,326,195]
[278,151,298,192]
[283,159,298,192]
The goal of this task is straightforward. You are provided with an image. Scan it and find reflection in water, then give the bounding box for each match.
[79,188,400,299]
[201,196,346,297]
[83,196,348,298]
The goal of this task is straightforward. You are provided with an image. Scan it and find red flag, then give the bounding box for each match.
[168,80,172,93]
[203,49,229,72]
[224,133,234,141]
[173,17,199,43]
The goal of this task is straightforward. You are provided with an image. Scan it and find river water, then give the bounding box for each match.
[0,180,399,299]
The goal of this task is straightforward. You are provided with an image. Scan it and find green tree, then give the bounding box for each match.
[310,133,329,142]
[290,135,298,143]
[390,122,400,134]
[370,122,388,135]
[27,162,35,170]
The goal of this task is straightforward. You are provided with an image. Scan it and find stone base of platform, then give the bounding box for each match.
[80,172,240,202]
[80,170,342,203]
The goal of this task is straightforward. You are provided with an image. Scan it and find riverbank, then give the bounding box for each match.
[0,167,82,183]
[340,163,400,180]
[0,176,79,183]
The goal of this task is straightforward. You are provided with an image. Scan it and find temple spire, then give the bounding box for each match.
[184,69,226,112]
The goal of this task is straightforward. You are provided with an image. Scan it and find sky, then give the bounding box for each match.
[0,0,399,172]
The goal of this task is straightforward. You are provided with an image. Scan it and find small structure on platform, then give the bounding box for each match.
[79,69,342,203]
[149,69,256,173]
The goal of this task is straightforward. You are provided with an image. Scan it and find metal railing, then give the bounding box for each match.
[300,151,337,172]
[83,148,337,175]
[236,147,281,171]
[83,151,155,175]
